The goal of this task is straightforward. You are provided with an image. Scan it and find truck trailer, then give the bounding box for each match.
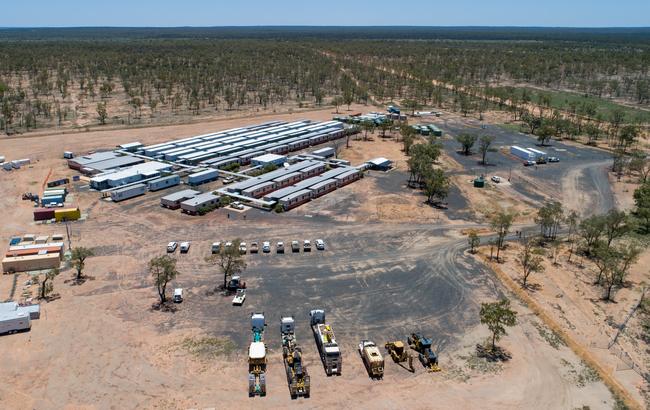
[281,316,310,399]
[248,312,267,397]
[510,146,536,161]
[309,309,342,376]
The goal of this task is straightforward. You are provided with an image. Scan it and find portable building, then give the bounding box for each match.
[118,142,143,152]
[334,170,360,187]
[279,189,312,211]
[262,185,305,202]
[273,172,303,188]
[308,179,337,198]
[90,161,171,189]
[188,169,219,186]
[510,146,536,161]
[366,157,393,171]
[147,175,181,191]
[33,208,55,221]
[300,163,327,178]
[0,310,31,334]
[34,236,49,244]
[294,176,324,189]
[312,147,335,158]
[9,242,64,253]
[54,208,81,222]
[251,154,286,167]
[160,189,201,209]
[41,195,64,206]
[5,246,62,258]
[68,152,119,170]
[320,167,353,179]
[110,184,146,202]
[80,156,145,175]
[241,181,277,199]
[43,189,66,198]
[180,193,220,215]
[2,253,61,273]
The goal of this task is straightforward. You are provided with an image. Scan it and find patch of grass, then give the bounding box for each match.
[576,363,601,388]
[533,321,567,350]
[461,350,503,374]
[180,336,236,359]
[498,123,525,133]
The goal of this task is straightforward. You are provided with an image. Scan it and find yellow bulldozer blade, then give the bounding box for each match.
[428,364,442,373]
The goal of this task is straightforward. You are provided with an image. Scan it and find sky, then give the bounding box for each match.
[0,0,648,28]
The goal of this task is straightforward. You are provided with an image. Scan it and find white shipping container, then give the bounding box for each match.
[510,146,535,161]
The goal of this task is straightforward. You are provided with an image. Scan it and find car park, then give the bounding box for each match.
[262,241,271,253]
[250,241,259,254]
[491,176,501,183]
[239,242,247,255]
[303,240,311,252]
[167,241,178,253]
[315,239,325,250]
[277,241,285,253]
[291,240,300,253]
[232,289,246,306]
[180,241,191,253]
[211,242,221,254]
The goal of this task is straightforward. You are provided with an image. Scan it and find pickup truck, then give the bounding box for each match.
[232,289,246,306]
[315,239,325,250]
[250,241,259,254]
[167,242,178,253]
[303,240,311,252]
[277,241,285,254]
[262,241,271,253]
[239,242,247,255]
[211,242,221,254]
[180,242,190,253]
[291,241,300,253]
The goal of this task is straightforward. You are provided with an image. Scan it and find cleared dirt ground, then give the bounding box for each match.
[0,107,630,409]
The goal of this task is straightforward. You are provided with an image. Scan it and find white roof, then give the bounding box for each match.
[249,342,266,359]
[252,153,286,163]
[367,157,392,166]
[90,161,171,184]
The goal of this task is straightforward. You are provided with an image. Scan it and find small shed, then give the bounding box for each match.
[366,157,392,171]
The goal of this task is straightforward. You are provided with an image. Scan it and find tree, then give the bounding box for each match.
[578,215,606,256]
[400,124,416,153]
[423,168,450,205]
[584,123,600,145]
[360,120,375,141]
[480,299,517,350]
[633,182,650,233]
[618,125,639,151]
[535,201,563,240]
[602,209,633,248]
[149,255,179,304]
[456,133,477,155]
[468,230,480,254]
[478,135,495,165]
[401,99,420,116]
[490,211,515,261]
[378,120,391,138]
[593,242,641,301]
[71,247,94,281]
[207,239,247,291]
[96,102,108,125]
[518,237,545,288]
[37,268,60,300]
[343,90,354,110]
[522,112,542,134]
[536,123,554,146]
[332,96,344,114]
[565,210,579,262]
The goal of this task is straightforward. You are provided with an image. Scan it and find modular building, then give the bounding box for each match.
[90,161,172,190]
[309,179,338,198]
[54,208,81,222]
[279,189,312,211]
[118,142,143,152]
[68,152,119,170]
[110,184,146,202]
[180,193,220,215]
[300,163,326,178]
[312,147,335,159]
[2,253,61,273]
[188,169,219,186]
[510,146,536,161]
[79,156,145,175]
[242,181,278,199]
[334,170,360,187]
[366,157,393,171]
[147,175,180,191]
[274,172,303,188]
[41,195,64,206]
[160,189,201,209]
[251,153,287,167]
[0,309,31,334]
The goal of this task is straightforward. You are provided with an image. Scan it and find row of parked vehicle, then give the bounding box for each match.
[166,241,190,253]
[212,239,325,255]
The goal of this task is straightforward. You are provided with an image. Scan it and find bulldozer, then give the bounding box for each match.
[407,333,441,372]
[384,341,414,372]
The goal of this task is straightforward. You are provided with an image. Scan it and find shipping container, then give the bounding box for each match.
[54,208,81,222]
[5,246,62,258]
[510,146,536,161]
[41,195,64,206]
[47,178,70,188]
[147,174,181,191]
[2,253,61,273]
[33,208,55,221]
[188,169,219,186]
[110,184,146,202]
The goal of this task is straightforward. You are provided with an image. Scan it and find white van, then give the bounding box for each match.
[173,288,183,303]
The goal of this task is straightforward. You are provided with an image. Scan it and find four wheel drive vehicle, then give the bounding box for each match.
[303,240,312,252]
[548,156,560,163]
[173,288,183,303]
[315,239,325,250]
[250,241,259,254]
[211,242,221,254]
[225,241,233,250]
[231,201,245,210]
[524,160,536,166]
[291,241,300,253]
[239,242,247,255]
[227,275,247,292]
[180,242,191,253]
[491,176,501,183]
[232,289,246,306]
[222,176,235,184]
[167,242,178,253]
[277,241,285,253]
[262,241,271,253]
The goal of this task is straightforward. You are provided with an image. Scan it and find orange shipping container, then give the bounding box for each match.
[5,247,63,258]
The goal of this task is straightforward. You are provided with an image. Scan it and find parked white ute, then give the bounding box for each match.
[239,242,247,255]
[180,242,191,253]
[315,239,325,250]
[491,176,501,183]
[167,242,178,253]
[232,289,246,306]
[173,288,183,303]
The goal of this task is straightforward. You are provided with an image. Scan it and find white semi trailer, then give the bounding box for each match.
[510,146,536,161]
[0,310,31,335]
[309,309,342,376]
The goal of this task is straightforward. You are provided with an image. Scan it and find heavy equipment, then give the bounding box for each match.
[248,312,267,397]
[384,341,415,372]
[280,316,310,399]
[359,340,384,379]
[309,309,342,376]
[407,333,441,372]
